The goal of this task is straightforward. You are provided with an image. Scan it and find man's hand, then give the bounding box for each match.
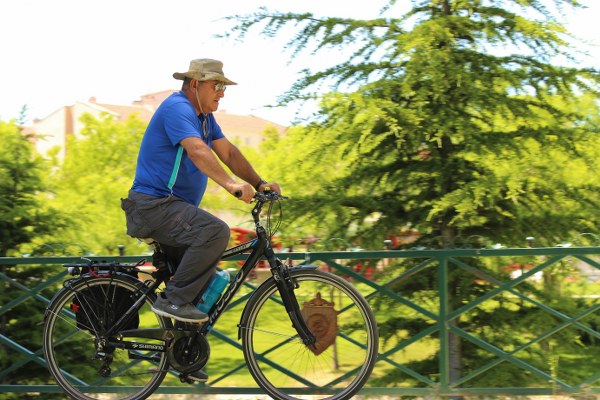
[228,182,254,203]
[257,181,281,194]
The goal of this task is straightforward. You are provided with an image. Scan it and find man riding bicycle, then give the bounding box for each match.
[121,58,280,325]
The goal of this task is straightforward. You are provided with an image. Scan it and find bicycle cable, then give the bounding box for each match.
[265,198,283,243]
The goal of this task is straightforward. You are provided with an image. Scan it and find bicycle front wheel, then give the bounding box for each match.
[240,268,379,400]
[43,276,171,400]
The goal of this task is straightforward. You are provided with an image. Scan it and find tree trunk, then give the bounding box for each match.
[448,319,463,400]
[441,222,463,398]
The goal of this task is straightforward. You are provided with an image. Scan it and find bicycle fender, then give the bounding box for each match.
[237,265,318,340]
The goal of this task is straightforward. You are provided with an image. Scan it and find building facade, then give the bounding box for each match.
[25,90,286,160]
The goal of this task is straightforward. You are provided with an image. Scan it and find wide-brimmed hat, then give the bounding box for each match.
[173,58,237,85]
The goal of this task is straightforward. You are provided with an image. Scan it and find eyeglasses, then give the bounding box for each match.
[213,82,227,92]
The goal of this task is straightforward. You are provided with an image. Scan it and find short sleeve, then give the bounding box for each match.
[163,102,202,146]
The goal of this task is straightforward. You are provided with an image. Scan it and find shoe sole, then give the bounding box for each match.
[151,306,208,323]
[187,374,208,383]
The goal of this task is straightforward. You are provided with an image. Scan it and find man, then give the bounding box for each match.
[122,58,280,324]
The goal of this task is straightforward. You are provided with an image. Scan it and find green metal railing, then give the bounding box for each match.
[1,247,599,397]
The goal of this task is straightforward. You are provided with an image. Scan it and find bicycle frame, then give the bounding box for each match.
[116,194,316,347]
[204,235,265,329]
[202,199,317,346]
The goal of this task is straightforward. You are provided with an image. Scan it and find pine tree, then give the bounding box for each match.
[0,120,62,257]
[227,0,600,248]
[0,120,65,394]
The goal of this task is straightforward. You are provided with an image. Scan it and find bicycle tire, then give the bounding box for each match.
[240,268,379,400]
[43,275,171,400]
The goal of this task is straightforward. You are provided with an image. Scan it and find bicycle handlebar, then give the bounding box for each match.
[253,190,287,202]
[234,189,287,202]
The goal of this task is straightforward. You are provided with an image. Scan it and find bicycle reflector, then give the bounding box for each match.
[301,292,338,355]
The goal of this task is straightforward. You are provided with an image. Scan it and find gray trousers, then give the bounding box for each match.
[121,190,230,306]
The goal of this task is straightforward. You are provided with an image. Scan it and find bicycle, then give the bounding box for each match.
[42,190,379,400]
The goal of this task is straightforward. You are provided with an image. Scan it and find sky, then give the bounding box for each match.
[0,0,598,127]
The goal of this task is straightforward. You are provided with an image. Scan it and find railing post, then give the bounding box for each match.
[438,254,450,393]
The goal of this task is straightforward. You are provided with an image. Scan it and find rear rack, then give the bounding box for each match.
[63,259,146,276]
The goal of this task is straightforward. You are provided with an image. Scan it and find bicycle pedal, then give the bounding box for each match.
[179,374,206,384]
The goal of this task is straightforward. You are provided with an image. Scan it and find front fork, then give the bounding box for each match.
[241,214,317,346]
[271,259,317,346]
[257,236,319,346]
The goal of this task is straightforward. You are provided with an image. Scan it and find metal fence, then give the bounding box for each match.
[1,247,599,397]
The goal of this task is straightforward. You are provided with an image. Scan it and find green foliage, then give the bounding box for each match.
[44,112,148,255]
[0,264,60,395]
[230,0,600,249]
[201,124,288,230]
[368,256,600,388]
[0,120,72,397]
[0,121,63,257]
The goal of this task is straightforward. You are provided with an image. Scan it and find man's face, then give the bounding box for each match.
[196,79,226,113]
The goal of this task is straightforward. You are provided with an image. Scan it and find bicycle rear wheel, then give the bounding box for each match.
[240,269,378,400]
[43,275,171,400]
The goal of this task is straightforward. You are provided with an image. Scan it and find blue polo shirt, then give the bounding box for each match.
[131,91,225,206]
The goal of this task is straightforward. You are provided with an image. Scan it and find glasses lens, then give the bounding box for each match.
[214,82,226,92]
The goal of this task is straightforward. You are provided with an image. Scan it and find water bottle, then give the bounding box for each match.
[197,270,230,313]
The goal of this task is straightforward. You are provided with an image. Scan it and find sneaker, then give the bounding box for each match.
[151,295,208,323]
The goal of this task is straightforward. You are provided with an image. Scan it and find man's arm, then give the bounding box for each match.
[212,137,261,186]
[212,137,281,193]
[180,136,254,202]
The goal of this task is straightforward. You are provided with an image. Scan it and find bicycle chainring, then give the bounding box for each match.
[167,333,210,374]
